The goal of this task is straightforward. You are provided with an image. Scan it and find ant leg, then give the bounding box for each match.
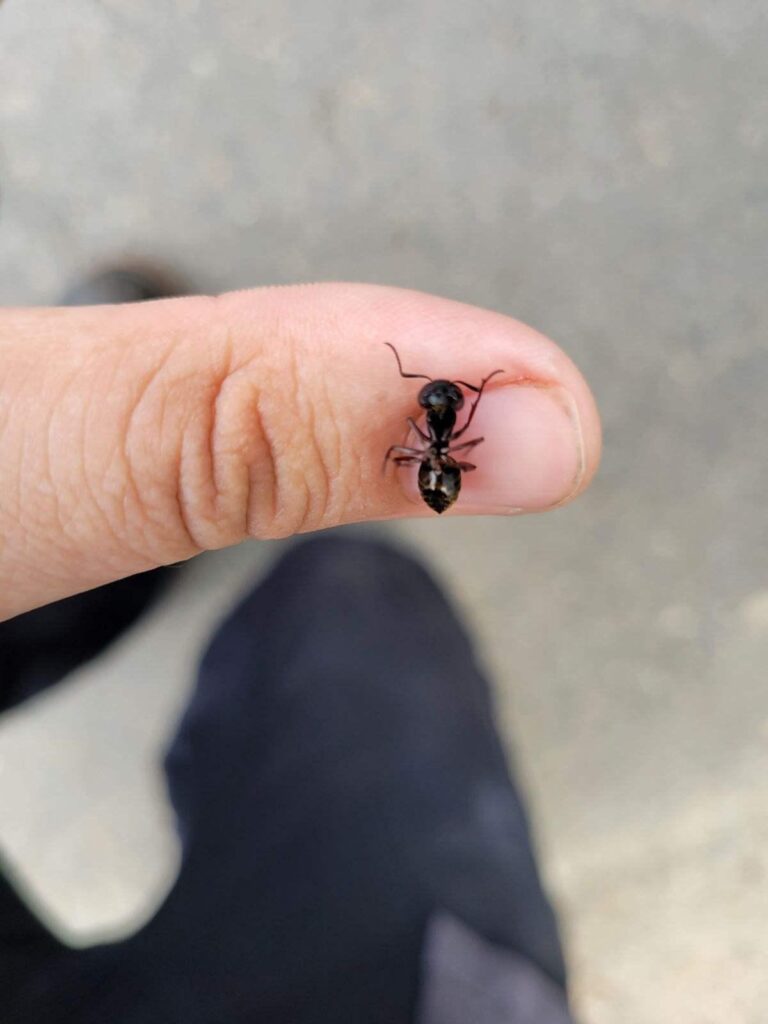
[449,436,484,454]
[457,461,477,472]
[407,417,430,443]
[385,444,423,458]
[452,368,504,439]
[393,455,422,466]
[384,342,432,382]
[383,443,425,473]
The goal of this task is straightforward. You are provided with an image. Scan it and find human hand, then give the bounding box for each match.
[0,283,601,620]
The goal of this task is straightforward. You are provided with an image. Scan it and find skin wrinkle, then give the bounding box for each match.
[211,346,280,547]
[204,293,282,541]
[175,376,214,550]
[84,358,140,557]
[294,310,349,530]
[176,365,243,551]
[207,328,236,508]
[101,413,159,571]
[303,358,334,532]
[80,335,155,559]
[150,368,217,553]
[92,441,128,546]
[318,361,346,520]
[227,369,273,542]
[112,419,152,555]
[175,426,207,553]
[300,361,330,532]
[245,372,279,538]
[293,373,314,537]
[120,336,188,552]
[207,359,274,541]
[252,335,301,540]
[194,339,257,545]
[216,296,282,538]
[124,333,219,559]
[42,359,99,551]
[172,312,278,549]
[81,384,122,559]
[102,325,165,548]
[221,375,252,543]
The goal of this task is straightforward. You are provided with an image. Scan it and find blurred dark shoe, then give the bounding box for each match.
[61,265,187,305]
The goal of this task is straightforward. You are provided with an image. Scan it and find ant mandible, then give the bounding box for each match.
[383,342,504,514]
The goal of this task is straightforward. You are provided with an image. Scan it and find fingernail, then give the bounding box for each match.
[400,384,585,514]
[463,385,584,511]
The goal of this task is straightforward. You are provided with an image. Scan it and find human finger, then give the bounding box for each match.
[0,283,600,619]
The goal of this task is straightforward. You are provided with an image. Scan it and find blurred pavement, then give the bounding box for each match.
[1,3,767,1021]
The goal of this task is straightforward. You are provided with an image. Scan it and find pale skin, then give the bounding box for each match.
[0,283,602,621]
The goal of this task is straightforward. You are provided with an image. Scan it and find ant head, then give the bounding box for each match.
[418,379,464,413]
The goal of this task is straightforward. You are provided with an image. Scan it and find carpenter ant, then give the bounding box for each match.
[383,342,504,514]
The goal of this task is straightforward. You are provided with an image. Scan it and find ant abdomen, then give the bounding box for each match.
[418,458,462,514]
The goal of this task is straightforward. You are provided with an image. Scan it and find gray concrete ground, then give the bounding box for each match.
[1,2,767,1021]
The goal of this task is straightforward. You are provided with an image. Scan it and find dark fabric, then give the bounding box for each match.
[1,536,568,1023]
[0,570,169,713]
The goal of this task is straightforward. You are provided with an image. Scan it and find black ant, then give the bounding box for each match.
[383,343,504,514]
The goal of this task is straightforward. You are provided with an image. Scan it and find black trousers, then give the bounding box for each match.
[1,536,572,1023]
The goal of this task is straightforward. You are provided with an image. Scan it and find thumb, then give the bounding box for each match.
[0,283,600,619]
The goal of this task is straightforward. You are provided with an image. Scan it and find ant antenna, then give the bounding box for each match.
[384,342,432,382]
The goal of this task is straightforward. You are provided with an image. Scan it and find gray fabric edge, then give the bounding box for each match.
[416,911,576,1024]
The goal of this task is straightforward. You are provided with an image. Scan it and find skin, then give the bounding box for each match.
[0,283,601,621]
